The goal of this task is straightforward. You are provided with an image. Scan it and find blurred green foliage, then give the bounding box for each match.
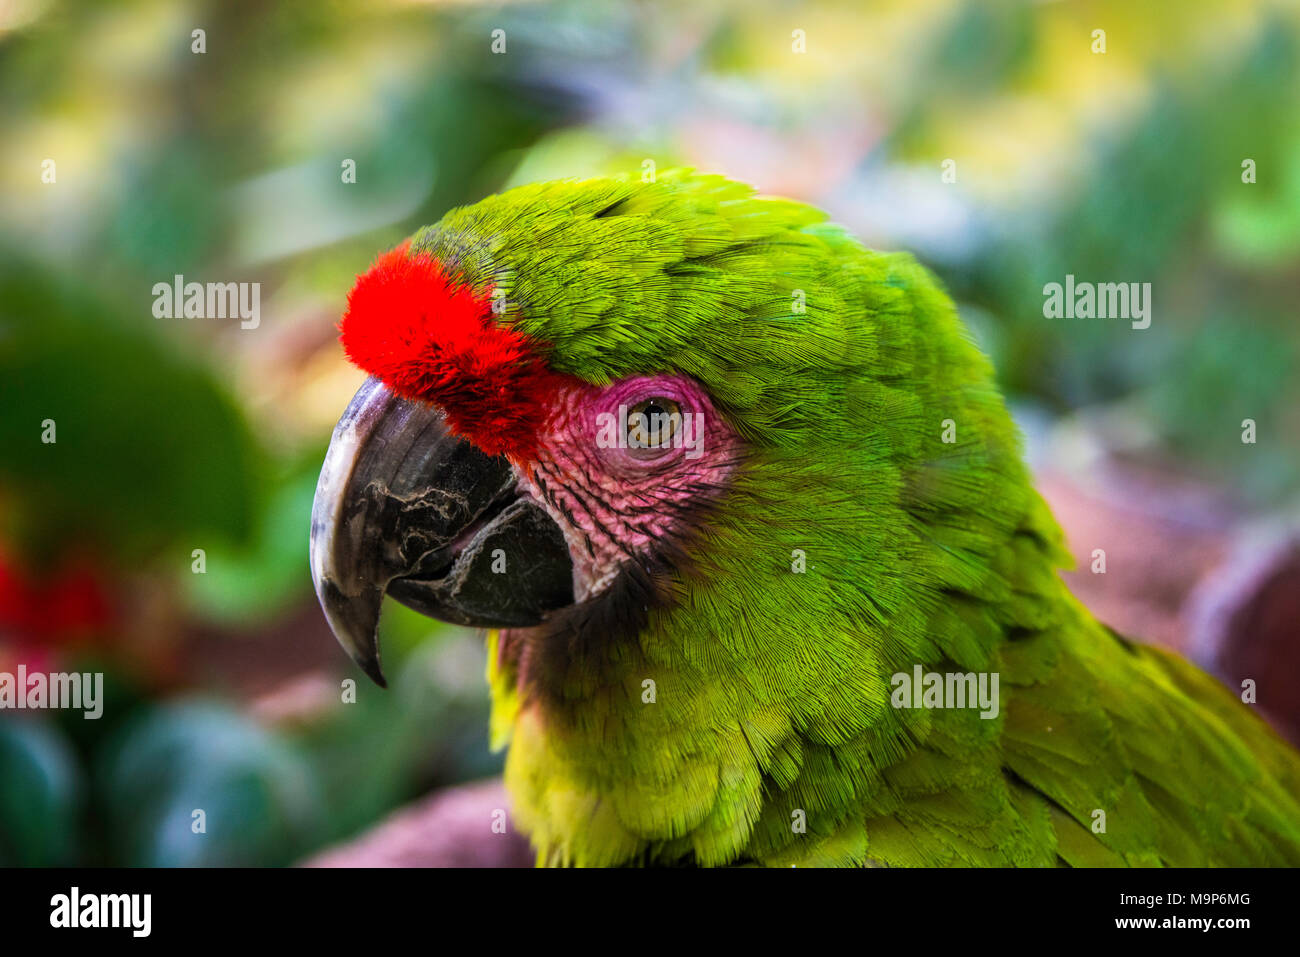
[99,701,322,866]
[0,719,81,865]
[0,255,261,565]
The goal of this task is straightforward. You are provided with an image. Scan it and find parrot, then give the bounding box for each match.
[309,171,1300,867]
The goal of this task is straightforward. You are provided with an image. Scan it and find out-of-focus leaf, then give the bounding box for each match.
[99,701,322,866]
[0,717,83,866]
[0,252,262,565]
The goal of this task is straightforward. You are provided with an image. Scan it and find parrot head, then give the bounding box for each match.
[308,191,754,689]
[310,171,1040,864]
[311,172,903,682]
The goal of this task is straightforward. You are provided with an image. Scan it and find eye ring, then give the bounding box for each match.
[625,397,682,450]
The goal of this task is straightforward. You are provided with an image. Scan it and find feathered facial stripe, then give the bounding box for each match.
[338,242,565,459]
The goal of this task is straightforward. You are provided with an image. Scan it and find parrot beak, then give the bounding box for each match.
[309,376,574,687]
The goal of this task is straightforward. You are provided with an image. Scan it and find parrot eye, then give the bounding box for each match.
[625,398,682,450]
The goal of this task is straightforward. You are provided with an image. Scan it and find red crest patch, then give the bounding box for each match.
[338,242,565,459]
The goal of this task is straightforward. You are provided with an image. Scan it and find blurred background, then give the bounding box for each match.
[1,0,1298,866]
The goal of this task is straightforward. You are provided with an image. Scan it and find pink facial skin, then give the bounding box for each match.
[517,374,743,601]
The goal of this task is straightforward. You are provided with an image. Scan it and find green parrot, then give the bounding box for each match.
[309,171,1300,867]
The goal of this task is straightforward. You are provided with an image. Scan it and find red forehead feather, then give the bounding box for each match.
[338,242,564,459]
